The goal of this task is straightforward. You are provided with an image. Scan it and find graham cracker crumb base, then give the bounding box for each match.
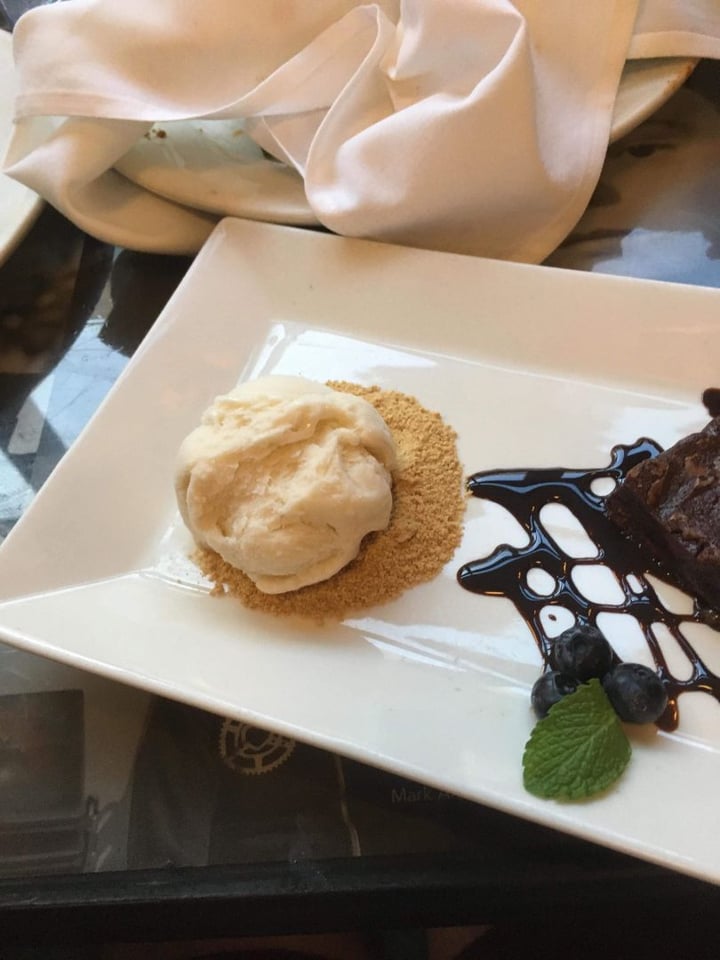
[195,382,465,620]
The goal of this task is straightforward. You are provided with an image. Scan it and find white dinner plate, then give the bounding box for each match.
[0,29,42,265]
[612,56,697,142]
[115,119,317,226]
[115,57,696,225]
[1,218,720,883]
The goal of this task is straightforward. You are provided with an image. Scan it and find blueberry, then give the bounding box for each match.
[531,671,579,719]
[603,663,668,724]
[550,623,614,681]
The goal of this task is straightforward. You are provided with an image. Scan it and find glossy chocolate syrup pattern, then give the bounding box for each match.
[456,440,720,731]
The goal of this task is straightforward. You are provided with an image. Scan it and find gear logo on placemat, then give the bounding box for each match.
[218,719,295,775]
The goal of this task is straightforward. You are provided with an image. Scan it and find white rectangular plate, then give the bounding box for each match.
[1,218,720,883]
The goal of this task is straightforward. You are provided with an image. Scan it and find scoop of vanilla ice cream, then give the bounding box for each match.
[175,375,398,594]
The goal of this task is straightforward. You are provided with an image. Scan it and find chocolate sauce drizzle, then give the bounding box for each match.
[456,440,720,731]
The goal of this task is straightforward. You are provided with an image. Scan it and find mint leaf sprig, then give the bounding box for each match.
[523,679,631,801]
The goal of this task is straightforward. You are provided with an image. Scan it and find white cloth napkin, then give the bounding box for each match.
[4,0,720,260]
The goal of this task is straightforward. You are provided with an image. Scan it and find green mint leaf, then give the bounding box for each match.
[523,678,631,801]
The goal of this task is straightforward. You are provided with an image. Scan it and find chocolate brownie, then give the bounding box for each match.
[606,417,720,611]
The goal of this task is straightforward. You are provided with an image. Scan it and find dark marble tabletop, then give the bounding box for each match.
[1,48,720,949]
